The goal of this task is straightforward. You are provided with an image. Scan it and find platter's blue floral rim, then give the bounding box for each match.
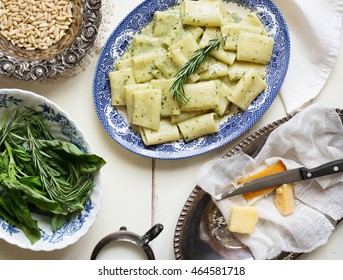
[92,0,290,160]
[0,88,101,251]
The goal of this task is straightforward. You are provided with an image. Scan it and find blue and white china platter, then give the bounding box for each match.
[0,88,101,251]
[93,0,290,160]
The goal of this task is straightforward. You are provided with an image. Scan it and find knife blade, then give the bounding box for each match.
[216,159,343,200]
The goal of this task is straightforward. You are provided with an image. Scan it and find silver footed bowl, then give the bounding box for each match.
[0,0,101,80]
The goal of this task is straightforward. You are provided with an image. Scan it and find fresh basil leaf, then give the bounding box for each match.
[0,196,20,226]
[2,177,68,215]
[39,139,106,173]
[8,189,41,244]
[51,214,67,232]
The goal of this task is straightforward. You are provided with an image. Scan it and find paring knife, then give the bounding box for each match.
[216,159,343,200]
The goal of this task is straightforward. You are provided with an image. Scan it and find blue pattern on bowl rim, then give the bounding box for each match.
[92,0,290,160]
[0,88,101,251]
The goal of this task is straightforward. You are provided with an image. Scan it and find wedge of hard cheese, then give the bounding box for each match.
[274,183,294,216]
[228,205,258,234]
[237,161,286,200]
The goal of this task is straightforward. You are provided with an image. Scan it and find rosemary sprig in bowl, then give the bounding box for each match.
[0,107,106,245]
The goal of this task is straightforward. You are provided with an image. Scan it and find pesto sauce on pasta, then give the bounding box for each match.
[108,1,274,145]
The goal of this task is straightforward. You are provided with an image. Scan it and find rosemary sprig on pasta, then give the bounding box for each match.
[171,37,224,106]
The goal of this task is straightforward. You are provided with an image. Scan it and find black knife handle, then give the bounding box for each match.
[299,159,343,180]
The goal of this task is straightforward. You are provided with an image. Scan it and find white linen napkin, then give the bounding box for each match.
[274,0,343,114]
[196,103,343,259]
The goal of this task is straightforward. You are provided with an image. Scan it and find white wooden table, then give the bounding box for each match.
[0,0,342,260]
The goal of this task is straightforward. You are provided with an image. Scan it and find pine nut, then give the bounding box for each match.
[0,0,74,50]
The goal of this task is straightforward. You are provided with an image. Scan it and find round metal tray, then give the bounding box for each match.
[174,109,343,260]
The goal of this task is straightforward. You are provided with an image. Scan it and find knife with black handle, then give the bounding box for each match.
[216,159,343,200]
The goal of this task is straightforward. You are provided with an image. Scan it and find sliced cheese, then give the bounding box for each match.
[238,161,286,200]
[274,183,295,216]
[228,205,258,234]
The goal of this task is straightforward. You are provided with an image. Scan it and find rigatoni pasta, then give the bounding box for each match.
[181,0,222,27]
[227,61,266,81]
[221,22,263,51]
[132,51,165,83]
[227,69,267,110]
[124,83,153,123]
[236,31,274,64]
[132,88,162,130]
[151,79,181,117]
[140,119,181,146]
[153,9,181,38]
[177,112,219,142]
[108,0,275,146]
[181,80,218,112]
[109,68,136,106]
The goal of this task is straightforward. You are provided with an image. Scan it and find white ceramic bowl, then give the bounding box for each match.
[0,88,101,251]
